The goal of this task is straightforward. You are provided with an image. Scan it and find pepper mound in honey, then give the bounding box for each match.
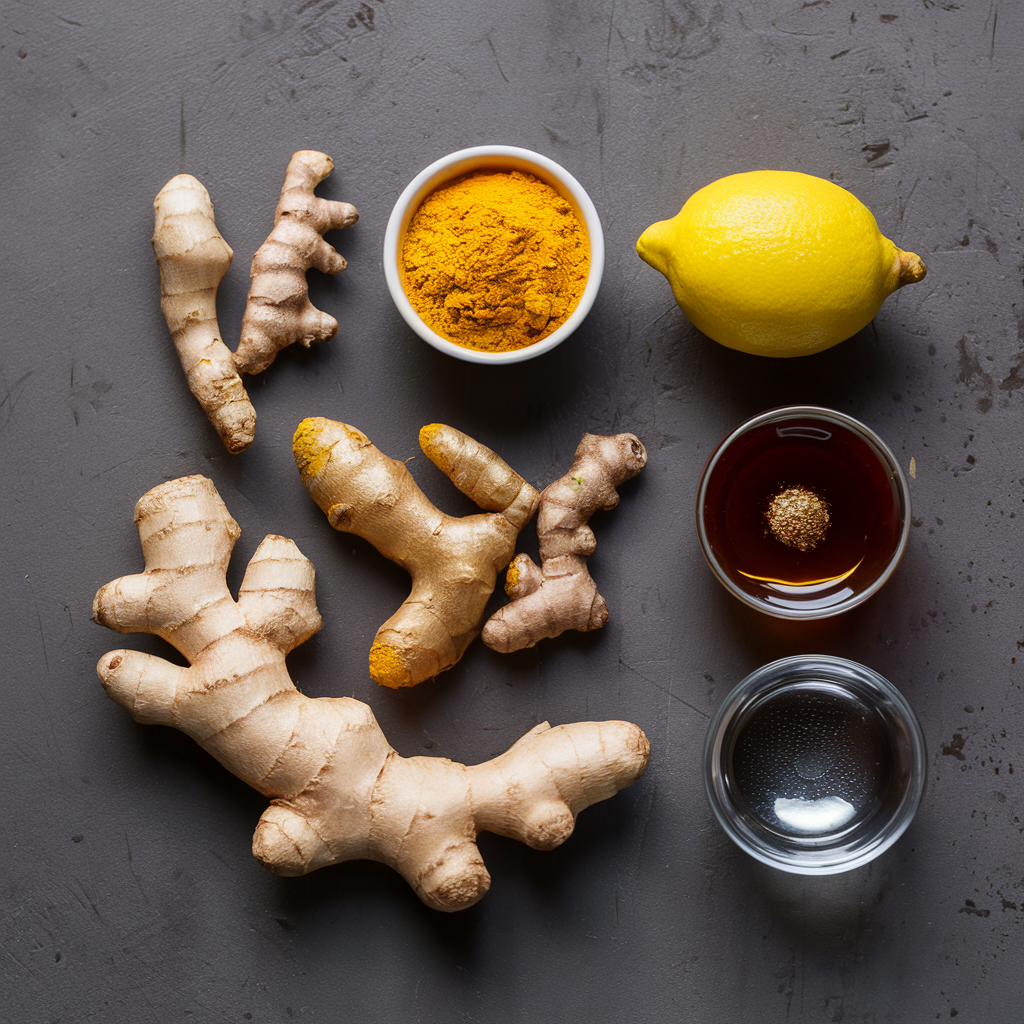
[400,169,589,353]
[765,485,831,553]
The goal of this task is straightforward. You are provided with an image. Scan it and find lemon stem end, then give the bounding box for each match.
[895,249,927,289]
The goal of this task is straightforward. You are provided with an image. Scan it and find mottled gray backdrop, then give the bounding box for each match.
[3,1,1023,1021]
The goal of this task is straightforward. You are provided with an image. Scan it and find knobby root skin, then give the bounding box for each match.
[293,418,540,687]
[94,475,650,911]
[234,151,358,375]
[483,433,647,653]
[152,154,356,451]
[152,174,257,454]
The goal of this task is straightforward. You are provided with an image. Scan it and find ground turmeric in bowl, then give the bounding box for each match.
[400,170,589,353]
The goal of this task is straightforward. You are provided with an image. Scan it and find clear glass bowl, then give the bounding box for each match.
[696,406,911,619]
[704,655,926,874]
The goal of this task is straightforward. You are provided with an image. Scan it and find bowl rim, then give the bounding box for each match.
[383,144,605,365]
[695,404,912,620]
[703,654,927,874]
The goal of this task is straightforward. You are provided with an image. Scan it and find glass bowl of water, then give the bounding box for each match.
[704,655,926,874]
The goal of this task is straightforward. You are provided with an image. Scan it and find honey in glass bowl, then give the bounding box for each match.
[697,407,910,619]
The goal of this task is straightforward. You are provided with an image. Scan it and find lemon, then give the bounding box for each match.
[637,170,926,357]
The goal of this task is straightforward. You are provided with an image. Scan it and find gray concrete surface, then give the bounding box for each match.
[3,1,1023,1020]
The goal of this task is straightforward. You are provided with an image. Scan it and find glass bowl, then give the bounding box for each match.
[696,406,911,619]
[383,145,605,364]
[704,655,926,874]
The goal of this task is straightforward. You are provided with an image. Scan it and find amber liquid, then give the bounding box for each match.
[702,417,903,614]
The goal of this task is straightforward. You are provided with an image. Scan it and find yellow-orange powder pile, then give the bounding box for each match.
[400,169,590,353]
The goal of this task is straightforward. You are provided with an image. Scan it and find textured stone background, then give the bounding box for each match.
[3,1,1023,1020]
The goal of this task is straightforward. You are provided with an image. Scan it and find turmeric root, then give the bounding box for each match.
[293,418,540,687]
[483,433,647,653]
[152,175,257,454]
[93,475,649,911]
[234,151,359,375]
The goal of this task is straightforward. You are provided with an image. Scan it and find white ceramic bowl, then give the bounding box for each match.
[383,145,605,364]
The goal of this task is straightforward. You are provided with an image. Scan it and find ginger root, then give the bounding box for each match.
[234,151,359,375]
[294,418,540,687]
[483,433,647,653]
[152,175,257,454]
[93,475,649,911]
[152,152,357,453]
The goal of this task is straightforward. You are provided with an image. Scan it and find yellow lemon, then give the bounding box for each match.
[637,170,926,357]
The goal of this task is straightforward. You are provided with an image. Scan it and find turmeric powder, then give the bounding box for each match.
[400,170,590,353]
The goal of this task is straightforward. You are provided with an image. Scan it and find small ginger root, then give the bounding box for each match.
[152,175,257,454]
[234,151,358,375]
[93,475,649,911]
[294,418,540,687]
[152,152,355,450]
[483,433,647,653]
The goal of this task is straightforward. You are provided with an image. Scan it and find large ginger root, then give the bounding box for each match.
[483,433,647,653]
[93,475,649,911]
[293,418,540,688]
[152,175,257,454]
[234,151,359,375]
